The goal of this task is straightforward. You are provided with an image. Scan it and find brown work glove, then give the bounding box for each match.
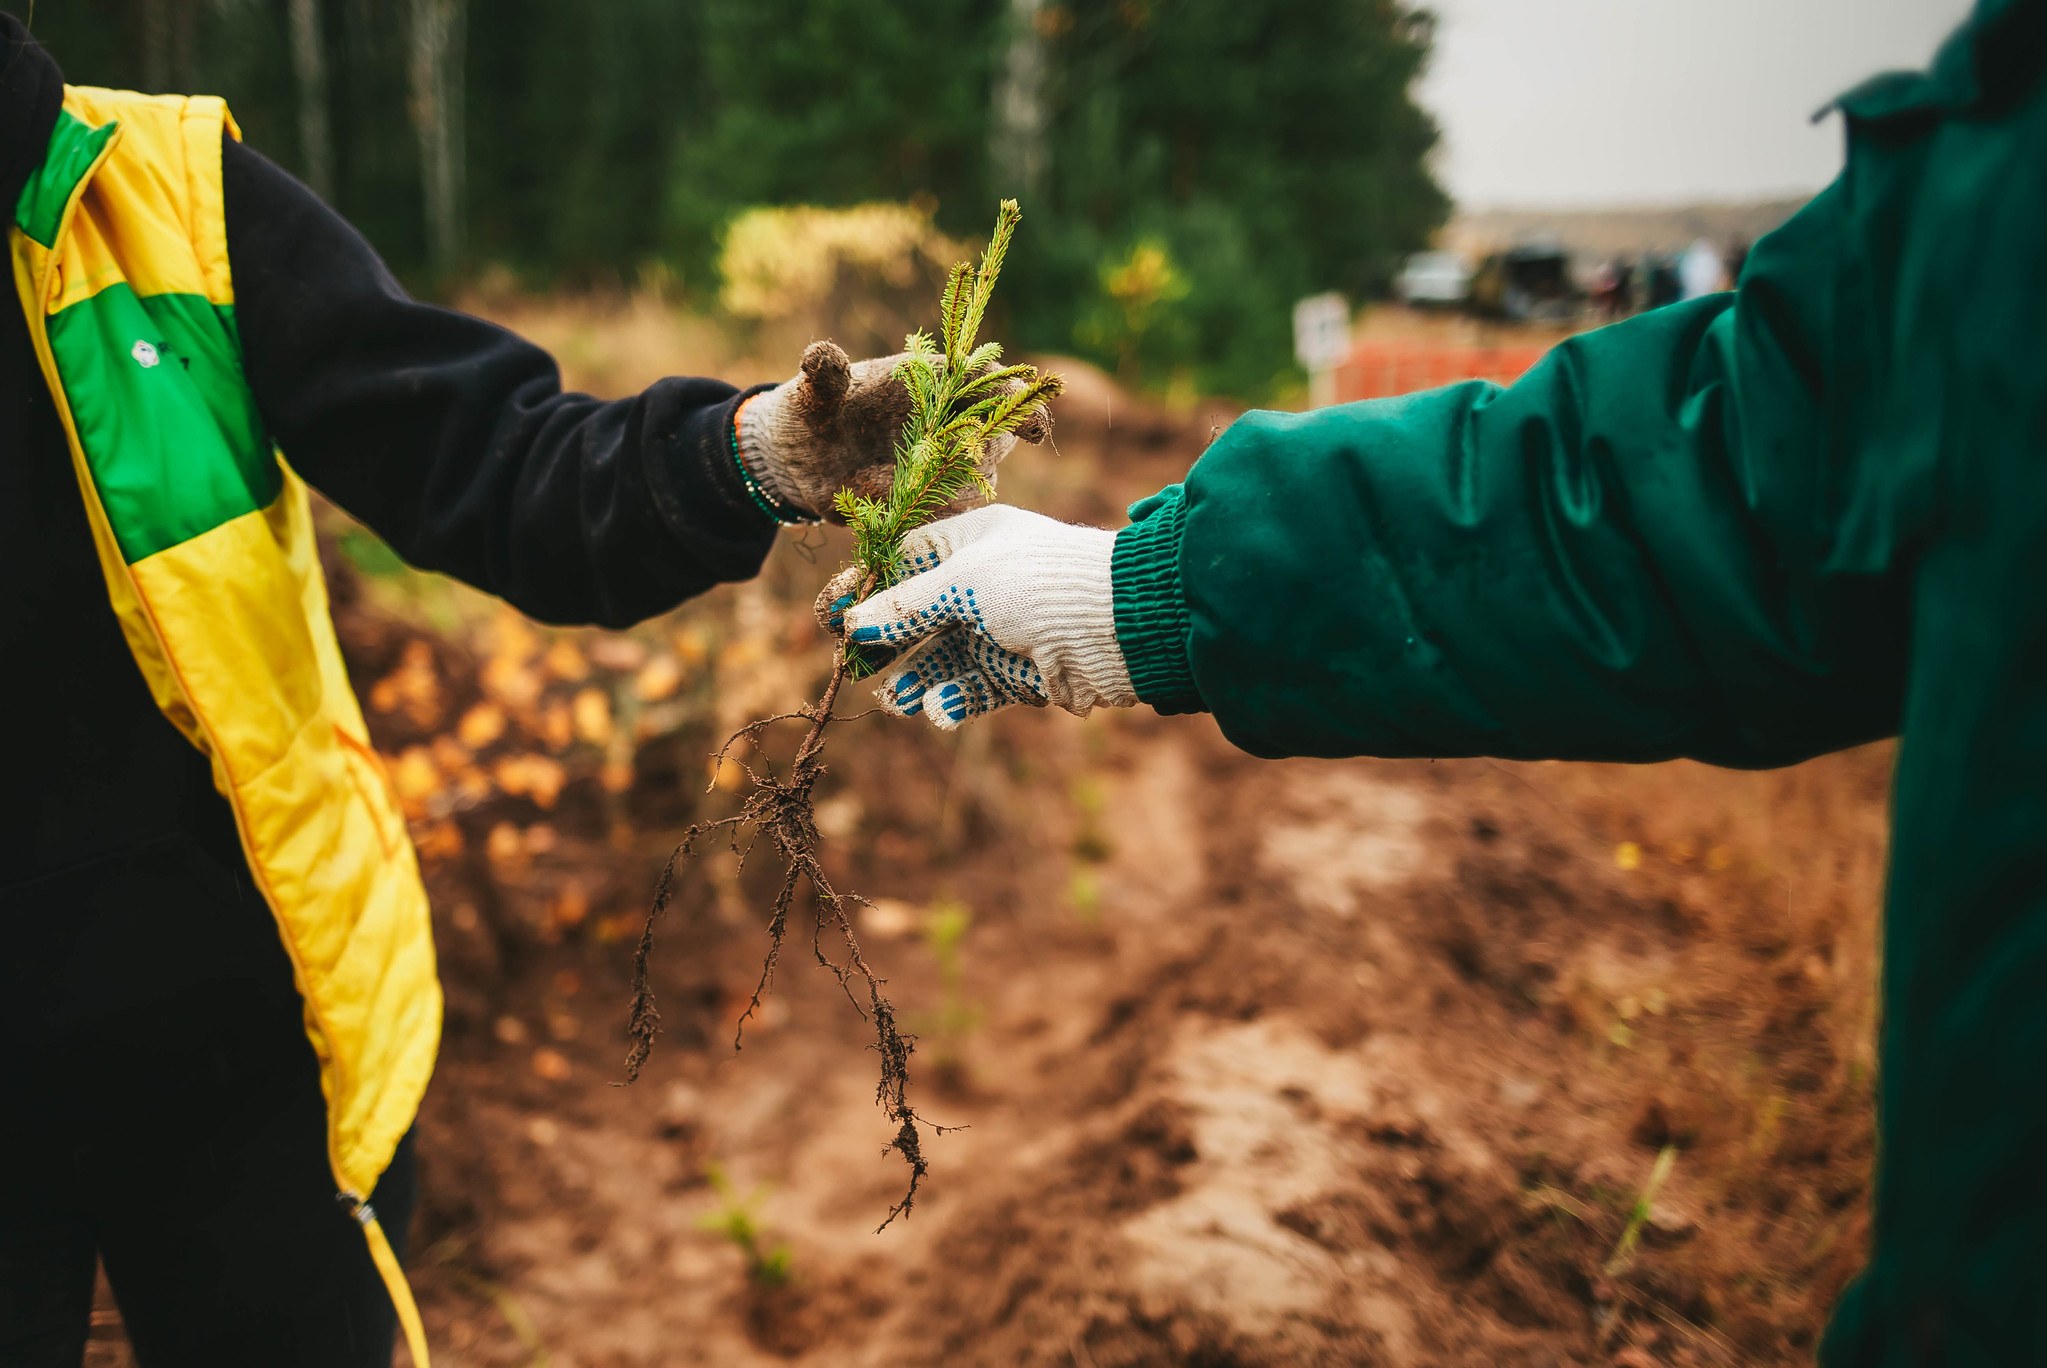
[735,340,1053,525]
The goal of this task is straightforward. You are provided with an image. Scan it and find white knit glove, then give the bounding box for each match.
[836,506,1135,729]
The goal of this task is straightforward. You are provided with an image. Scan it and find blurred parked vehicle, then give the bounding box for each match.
[1394,250,1473,307]
[1468,240,1578,321]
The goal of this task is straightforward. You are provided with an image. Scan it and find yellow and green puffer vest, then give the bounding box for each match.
[8,87,437,1364]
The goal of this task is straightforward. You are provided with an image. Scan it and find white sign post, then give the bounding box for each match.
[1293,292,1350,408]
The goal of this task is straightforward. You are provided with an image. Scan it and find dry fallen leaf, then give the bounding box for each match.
[541,637,590,682]
[481,654,542,712]
[414,820,465,861]
[455,768,494,806]
[571,687,613,745]
[634,654,684,701]
[370,640,444,728]
[490,609,540,664]
[487,821,526,865]
[672,623,712,667]
[586,635,647,672]
[391,746,442,806]
[430,734,473,773]
[495,754,567,809]
[550,882,590,929]
[538,700,575,752]
[457,701,507,749]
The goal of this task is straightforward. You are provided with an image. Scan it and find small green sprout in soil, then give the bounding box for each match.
[698,1163,794,1289]
[623,202,1061,1231]
[1604,1144,1679,1275]
[1071,775,1113,863]
[910,899,985,1085]
[1068,868,1102,927]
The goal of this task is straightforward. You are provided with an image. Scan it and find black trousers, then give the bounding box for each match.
[0,979,416,1368]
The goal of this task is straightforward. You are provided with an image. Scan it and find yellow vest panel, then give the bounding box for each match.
[8,87,438,1363]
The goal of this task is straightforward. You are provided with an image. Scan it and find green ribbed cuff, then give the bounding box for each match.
[1112,485,1205,715]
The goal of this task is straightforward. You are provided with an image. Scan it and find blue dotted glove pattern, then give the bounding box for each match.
[845,557,1048,728]
[835,505,1125,731]
[873,625,1046,728]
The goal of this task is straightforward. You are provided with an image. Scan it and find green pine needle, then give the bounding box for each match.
[833,200,1063,587]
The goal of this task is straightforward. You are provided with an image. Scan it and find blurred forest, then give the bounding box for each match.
[19,0,1449,399]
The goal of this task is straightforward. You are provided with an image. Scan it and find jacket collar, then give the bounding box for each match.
[0,12,64,233]
[1824,0,2046,126]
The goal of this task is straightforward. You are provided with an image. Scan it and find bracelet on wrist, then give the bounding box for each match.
[731,395,824,527]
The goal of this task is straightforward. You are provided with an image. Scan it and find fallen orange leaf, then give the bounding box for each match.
[486,821,525,864]
[550,883,590,929]
[634,654,684,701]
[457,701,507,749]
[414,820,465,861]
[489,609,540,664]
[672,624,712,666]
[391,746,442,803]
[542,637,590,682]
[538,701,575,752]
[480,655,542,712]
[431,734,473,773]
[586,636,647,672]
[495,754,567,809]
[370,641,444,728]
[571,687,613,745]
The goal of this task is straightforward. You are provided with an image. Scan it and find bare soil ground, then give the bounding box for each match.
[89,309,1889,1366]
[345,355,1882,1367]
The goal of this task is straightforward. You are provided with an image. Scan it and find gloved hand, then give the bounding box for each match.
[828,505,1136,729]
[737,340,1052,524]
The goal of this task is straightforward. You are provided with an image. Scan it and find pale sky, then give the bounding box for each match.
[1416,0,1977,209]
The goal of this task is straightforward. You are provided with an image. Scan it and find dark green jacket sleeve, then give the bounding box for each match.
[1112,183,1925,768]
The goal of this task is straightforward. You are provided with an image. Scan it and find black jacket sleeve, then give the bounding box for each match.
[221,136,777,628]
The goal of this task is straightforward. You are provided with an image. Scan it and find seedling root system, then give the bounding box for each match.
[623,202,1056,1230]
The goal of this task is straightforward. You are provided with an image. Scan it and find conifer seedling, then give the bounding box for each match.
[622,202,1060,1230]
[834,199,1062,587]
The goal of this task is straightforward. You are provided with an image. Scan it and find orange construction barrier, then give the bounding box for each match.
[1331,339,1553,404]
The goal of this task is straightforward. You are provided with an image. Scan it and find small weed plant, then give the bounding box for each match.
[699,1163,794,1288]
[1604,1144,1679,1275]
[910,900,984,1074]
